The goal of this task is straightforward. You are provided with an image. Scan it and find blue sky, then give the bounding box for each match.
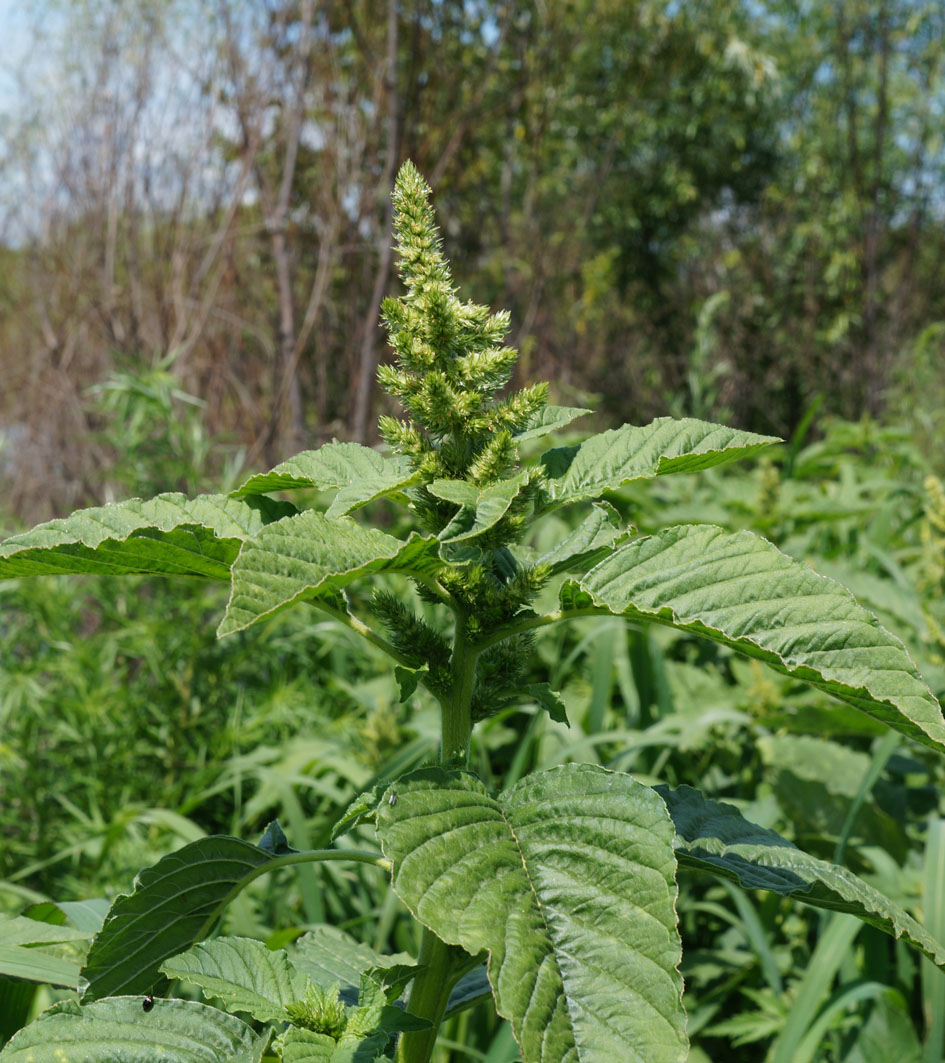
[0,2,31,105]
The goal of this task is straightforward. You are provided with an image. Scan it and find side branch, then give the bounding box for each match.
[474,605,613,652]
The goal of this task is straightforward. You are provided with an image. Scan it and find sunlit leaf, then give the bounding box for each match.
[540,417,778,505]
[512,405,592,443]
[0,494,293,580]
[218,512,441,636]
[161,937,309,1023]
[571,524,945,753]
[0,997,264,1062]
[377,763,687,1063]
[231,443,418,517]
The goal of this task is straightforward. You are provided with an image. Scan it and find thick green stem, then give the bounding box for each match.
[441,624,477,763]
[395,931,459,1063]
[398,613,478,1062]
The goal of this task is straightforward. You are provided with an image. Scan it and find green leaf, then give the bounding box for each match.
[394,665,428,702]
[534,501,627,576]
[279,1027,337,1063]
[0,493,293,581]
[841,989,921,1063]
[218,512,441,636]
[540,417,779,505]
[659,785,945,966]
[0,945,80,988]
[444,965,492,1019]
[258,820,298,856]
[512,405,592,443]
[232,443,419,516]
[290,927,415,1004]
[509,683,569,725]
[160,937,310,1023]
[572,524,945,754]
[330,788,386,844]
[22,898,110,937]
[0,913,89,946]
[377,763,687,1063]
[80,836,280,1001]
[279,1026,389,1063]
[429,471,530,544]
[0,997,264,1063]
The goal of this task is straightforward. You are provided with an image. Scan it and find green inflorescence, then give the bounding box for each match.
[284,981,347,1038]
[378,161,547,510]
[376,162,552,670]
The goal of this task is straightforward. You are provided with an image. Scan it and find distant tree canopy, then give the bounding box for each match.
[1,0,943,520]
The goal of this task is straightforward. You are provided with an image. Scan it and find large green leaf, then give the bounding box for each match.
[570,524,945,753]
[218,512,441,636]
[80,836,279,1001]
[540,417,779,506]
[161,937,310,1023]
[231,442,419,517]
[0,998,264,1063]
[377,764,687,1063]
[0,493,293,580]
[658,785,945,966]
[278,1028,338,1063]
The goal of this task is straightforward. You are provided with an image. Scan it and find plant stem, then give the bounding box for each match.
[475,605,610,651]
[441,624,477,763]
[395,931,458,1063]
[398,613,478,1062]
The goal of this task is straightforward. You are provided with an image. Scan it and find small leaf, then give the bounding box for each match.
[377,763,687,1063]
[394,665,428,702]
[80,836,280,1001]
[258,820,298,856]
[279,1025,388,1063]
[0,493,293,580]
[0,997,264,1063]
[279,1026,336,1062]
[160,937,309,1023]
[659,785,945,966]
[219,512,441,636]
[513,683,569,725]
[232,443,418,516]
[574,524,945,754]
[512,405,592,443]
[429,471,531,544]
[330,787,385,843]
[540,417,778,506]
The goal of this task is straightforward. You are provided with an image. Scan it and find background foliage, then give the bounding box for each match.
[0,0,943,520]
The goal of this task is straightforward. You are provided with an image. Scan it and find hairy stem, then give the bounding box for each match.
[441,624,478,763]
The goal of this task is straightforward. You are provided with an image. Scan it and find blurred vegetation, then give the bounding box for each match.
[0,0,943,520]
[3,2,945,1057]
[3,359,945,1057]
